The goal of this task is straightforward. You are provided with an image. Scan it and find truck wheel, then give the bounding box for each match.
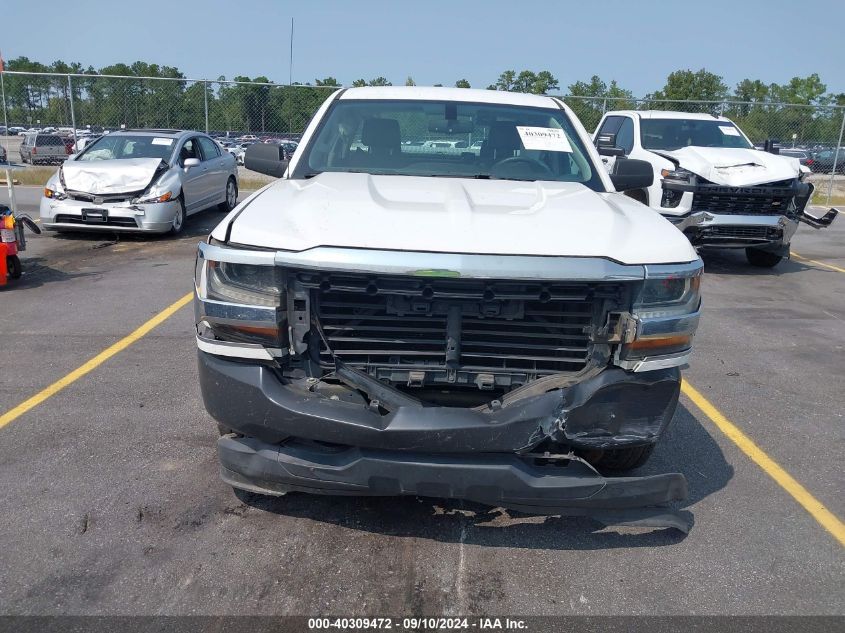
[594,444,655,472]
[7,255,22,280]
[745,247,783,268]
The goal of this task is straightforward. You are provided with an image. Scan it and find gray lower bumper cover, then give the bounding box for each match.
[199,352,681,452]
[219,435,690,532]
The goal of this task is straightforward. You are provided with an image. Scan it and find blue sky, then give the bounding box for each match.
[5,0,844,95]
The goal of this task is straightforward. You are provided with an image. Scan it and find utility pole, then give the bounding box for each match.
[289,18,294,86]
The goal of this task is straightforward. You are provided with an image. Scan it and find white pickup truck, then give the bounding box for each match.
[593,110,837,267]
[194,87,703,531]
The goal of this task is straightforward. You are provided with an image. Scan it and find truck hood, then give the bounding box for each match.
[61,157,164,195]
[222,172,696,265]
[658,146,801,186]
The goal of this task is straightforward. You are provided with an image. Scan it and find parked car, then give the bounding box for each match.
[226,141,255,165]
[19,133,71,165]
[195,86,704,531]
[40,129,238,235]
[60,136,76,154]
[72,135,101,153]
[593,110,837,268]
[811,148,845,174]
[779,148,814,168]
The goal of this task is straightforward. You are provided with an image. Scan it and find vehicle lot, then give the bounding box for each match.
[0,187,843,615]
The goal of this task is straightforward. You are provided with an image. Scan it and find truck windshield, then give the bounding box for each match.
[640,119,752,151]
[294,99,604,190]
[77,135,175,162]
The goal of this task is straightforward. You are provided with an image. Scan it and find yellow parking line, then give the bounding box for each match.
[0,291,193,431]
[792,251,845,274]
[681,379,845,547]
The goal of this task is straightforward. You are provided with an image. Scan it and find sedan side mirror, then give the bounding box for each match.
[610,158,654,192]
[244,143,288,178]
[183,157,200,171]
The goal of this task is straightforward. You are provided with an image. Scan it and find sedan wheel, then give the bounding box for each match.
[219,178,238,212]
[169,198,186,235]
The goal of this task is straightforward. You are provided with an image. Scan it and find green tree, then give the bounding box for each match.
[646,68,728,113]
[351,79,367,87]
[495,70,516,91]
[494,69,558,94]
[315,77,340,87]
[454,79,471,88]
[565,75,634,130]
[405,76,416,86]
[368,77,392,86]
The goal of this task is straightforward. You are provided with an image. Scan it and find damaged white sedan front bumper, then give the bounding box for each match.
[39,191,182,233]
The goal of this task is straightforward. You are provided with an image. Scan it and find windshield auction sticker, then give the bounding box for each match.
[718,126,741,136]
[152,137,174,145]
[516,126,573,152]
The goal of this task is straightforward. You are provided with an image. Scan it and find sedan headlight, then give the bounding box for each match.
[44,187,67,200]
[133,191,173,204]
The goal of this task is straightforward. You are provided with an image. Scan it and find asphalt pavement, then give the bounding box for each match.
[0,185,842,616]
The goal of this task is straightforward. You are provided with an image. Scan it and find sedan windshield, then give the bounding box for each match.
[77,135,175,162]
[640,119,752,151]
[294,99,604,190]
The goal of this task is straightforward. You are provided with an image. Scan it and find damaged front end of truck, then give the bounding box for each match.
[194,242,702,532]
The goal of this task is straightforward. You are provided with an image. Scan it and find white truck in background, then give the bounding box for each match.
[593,110,837,268]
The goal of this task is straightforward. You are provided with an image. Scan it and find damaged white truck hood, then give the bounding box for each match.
[219,172,697,265]
[658,146,802,186]
[61,158,164,195]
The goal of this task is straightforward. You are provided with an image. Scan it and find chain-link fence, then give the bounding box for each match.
[0,71,336,137]
[2,71,843,201]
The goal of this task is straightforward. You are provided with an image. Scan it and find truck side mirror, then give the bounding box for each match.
[764,139,780,155]
[610,158,654,192]
[595,132,625,157]
[244,143,289,178]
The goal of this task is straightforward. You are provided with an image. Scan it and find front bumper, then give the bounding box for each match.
[39,196,180,233]
[667,211,798,251]
[218,434,689,531]
[199,352,681,452]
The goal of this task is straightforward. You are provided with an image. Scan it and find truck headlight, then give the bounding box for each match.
[206,261,282,306]
[621,269,702,361]
[660,167,694,183]
[196,249,284,349]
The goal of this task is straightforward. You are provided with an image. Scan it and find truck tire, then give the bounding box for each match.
[745,247,783,268]
[594,444,655,472]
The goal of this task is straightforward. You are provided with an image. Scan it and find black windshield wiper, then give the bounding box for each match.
[415,173,491,179]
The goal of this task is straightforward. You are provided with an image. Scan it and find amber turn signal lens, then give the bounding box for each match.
[627,334,691,353]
